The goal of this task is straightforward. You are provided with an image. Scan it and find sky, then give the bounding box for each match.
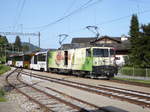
[0,0,150,49]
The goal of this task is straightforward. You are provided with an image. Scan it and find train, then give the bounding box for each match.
[6,46,118,78]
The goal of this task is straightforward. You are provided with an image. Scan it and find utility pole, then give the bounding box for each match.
[38,32,40,48]
[5,44,6,63]
[0,31,40,52]
[28,37,30,51]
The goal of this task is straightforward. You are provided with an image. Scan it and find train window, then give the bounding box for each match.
[34,55,37,64]
[86,49,91,57]
[15,56,23,61]
[110,49,115,56]
[24,55,30,61]
[64,51,68,65]
[7,57,12,60]
[93,49,108,57]
[38,53,46,61]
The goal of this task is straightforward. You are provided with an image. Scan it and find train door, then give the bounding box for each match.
[34,55,37,64]
[30,55,38,70]
[64,51,68,65]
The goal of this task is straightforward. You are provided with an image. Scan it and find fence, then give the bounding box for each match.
[118,67,150,80]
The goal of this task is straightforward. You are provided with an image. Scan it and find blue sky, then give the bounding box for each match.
[0,0,150,49]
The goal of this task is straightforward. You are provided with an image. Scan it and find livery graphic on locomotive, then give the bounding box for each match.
[7,46,118,78]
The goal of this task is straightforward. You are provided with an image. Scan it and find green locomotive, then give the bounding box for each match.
[48,46,118,78]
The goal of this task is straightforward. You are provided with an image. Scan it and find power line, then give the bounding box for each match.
[38,0,102,32]
[63,0,77,16]
[0,32,38,36]
[97,9,150,26]
[12,0,21,30]
[24,0,102,31]
[13,0,26,31]
[0,31,41,48]
[66,8,150,37]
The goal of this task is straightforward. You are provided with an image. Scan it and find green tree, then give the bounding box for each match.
[0,35,9,57]
[137,24,150,67]
[22,45,29,52]
[129,14,139,39]
[0,35,8,44]
[129,14,140,66]
[2,36,8,44]
[14,36,22,51]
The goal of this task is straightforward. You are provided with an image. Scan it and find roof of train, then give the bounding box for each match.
[59,43,114,50]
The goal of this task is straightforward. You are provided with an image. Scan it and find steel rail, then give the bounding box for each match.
[5,68,54,112]
[110,79,150,87]
[16,73,91,112]
[21,70,150,108]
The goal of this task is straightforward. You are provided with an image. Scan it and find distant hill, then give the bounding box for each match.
[22,42,40,51]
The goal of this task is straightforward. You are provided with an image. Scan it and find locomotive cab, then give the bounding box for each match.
[7,56,13,66]
[91,47,117,78]
[30,51,48,71]
[15,55,23,68]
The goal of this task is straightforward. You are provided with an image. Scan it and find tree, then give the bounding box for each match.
[137,24,150,67]
[2,36,8,44]
[129,14,139,39]
[22,45,29,52]
[129,14,150,67]
[129,14,140,66]
[0,35,8,44]
[0,35,9,57]
[14,36,22,51]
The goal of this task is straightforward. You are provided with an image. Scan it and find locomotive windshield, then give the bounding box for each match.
[110,49,115,56]
[38,53,46,61]
[15,56,23,61]
[93,48,109,57]
[24,55,31,61]
[93,48,115,57]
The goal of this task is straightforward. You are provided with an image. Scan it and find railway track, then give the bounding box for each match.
[21,70,150,109]
[110,79,150,88]
[6,69,107,112]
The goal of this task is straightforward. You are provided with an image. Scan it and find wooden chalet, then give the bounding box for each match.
[61,35,131,66]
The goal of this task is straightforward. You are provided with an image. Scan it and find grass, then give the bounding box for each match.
[113,77,150,85]
[118,67,150,77]
[0,64,10,102]
[0,89,6,102]
[0,64,11,75]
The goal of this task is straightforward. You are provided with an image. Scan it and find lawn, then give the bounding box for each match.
[0,89,6,102]
[113,77,150,85]
[0,64,11,75]
[118,67,150,77]
[0,64,10,102]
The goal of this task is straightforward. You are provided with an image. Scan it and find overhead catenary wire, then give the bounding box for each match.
[12,0,21,30]
[38,0,102,32]
[63,0,77,16]
[50,8,150,42]
[19,1,150,42]
[97,9,150,26]
[65,8,150,37]
[23,0,102,32]
[13,0,26,31]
